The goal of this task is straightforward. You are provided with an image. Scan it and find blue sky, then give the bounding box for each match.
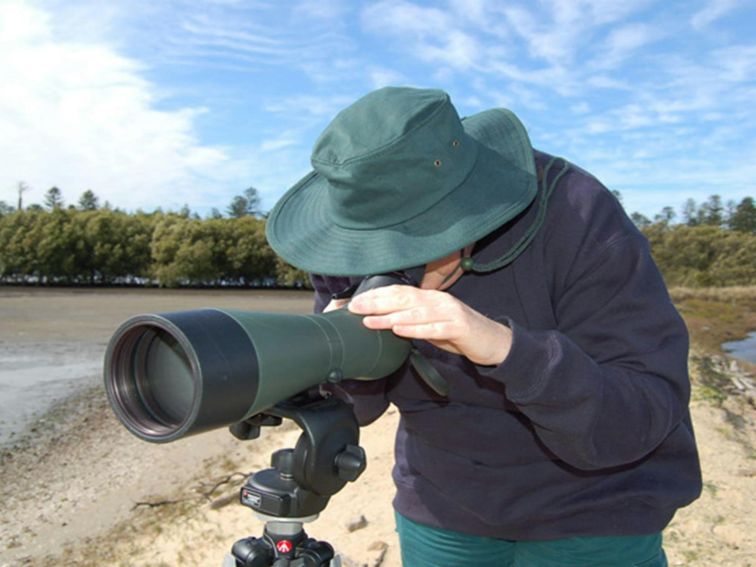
[1,0,754,220]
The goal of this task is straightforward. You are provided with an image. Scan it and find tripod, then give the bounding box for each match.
[223,395,366,567]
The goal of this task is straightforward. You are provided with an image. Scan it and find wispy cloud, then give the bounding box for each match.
[362,1,483,72]
[690,0,739,29]
[358,0,755,216]
[0,1,240,211]
[2,0,753,220]
[262,94,355,119]
[591,23,660,70]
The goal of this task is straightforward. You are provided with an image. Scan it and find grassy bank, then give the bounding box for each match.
[669,287,756,408]
[671,286,756,359]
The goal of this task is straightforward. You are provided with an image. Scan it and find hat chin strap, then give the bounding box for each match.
[461,157,570,274]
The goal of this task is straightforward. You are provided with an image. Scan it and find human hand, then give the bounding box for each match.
[348,285,512,366]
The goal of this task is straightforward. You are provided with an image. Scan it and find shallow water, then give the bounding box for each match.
[0,341,104,446]
[722,331,756,364]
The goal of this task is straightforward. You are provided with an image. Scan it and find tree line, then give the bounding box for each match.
[0,187,754,288]
[617,193,756,287]
[0,184,310,287]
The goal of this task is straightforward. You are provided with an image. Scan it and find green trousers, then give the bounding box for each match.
[395,512,668,567]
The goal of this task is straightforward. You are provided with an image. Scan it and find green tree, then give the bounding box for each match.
[0,210,43,281]
[700,194,724,226]
[226,217,277,284]
[654,206,676,225]
[44,186,64,210]
[151,216,222,287]
[227,196,248,218]
[78,210,153,283]
[275,256,311,288]
[32,208,79,282]
[244,186,261,215]
[681,198,699,226]
[0,201,13,216]
[78,190,99,211]
[630,212,651,228]
[729,197,756,234]
[227,186,262,218]
[643,224,756,286]
[708,229,756,285]
[724,199,737,226]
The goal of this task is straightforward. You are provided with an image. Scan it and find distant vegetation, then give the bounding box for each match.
[622,193,756,287]
[0,186,308,287]
[0,186,754,288]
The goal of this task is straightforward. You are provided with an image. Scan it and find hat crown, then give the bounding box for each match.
[313,87,447,165]
[310,86,478,229]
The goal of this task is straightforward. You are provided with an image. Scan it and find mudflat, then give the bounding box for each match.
[1,287,754,566]
[0,286,314,343]
[0,287,314,445]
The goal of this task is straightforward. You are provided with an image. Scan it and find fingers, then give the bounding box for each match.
[391,320,459,339]
[350,286,468,339]
[362,305,444,331]
[348,285,437,315]
[345,284,513,365]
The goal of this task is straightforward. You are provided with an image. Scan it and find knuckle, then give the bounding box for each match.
[397,291,413,308]
[409,307,424,322]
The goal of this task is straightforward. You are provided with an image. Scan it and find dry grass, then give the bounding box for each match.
[670,285,756,303]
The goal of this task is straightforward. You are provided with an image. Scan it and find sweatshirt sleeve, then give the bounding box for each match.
[478,203,691,472]
[310,274,391,426]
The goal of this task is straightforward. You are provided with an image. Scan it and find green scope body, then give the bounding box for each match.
[104,308,411,443]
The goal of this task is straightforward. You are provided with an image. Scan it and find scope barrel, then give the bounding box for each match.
[104,308,410,443]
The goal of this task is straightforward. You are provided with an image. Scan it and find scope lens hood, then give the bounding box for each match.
[104,309,260,443]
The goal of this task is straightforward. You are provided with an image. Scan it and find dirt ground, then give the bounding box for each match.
[1,287,754,566]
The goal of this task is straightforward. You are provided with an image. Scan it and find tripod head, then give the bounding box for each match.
[225,394,366,566]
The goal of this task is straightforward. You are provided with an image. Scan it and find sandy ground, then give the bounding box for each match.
[1,287,755,566]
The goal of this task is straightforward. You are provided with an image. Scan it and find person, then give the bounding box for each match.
[265,87,701,567]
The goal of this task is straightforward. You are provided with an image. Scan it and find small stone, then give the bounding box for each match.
[368,540,389,567]
[346,514,368,532]
[368,541,388,552]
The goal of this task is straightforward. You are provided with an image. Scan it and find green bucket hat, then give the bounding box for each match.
[265,86,538,276]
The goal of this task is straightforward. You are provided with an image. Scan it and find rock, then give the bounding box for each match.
[368,540,389,567]
[367,541,388,552]
[346,514,368,532]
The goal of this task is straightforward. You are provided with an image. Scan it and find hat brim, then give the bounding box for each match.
[266,108,537,276]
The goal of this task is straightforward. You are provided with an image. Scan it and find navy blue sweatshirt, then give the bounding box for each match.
[310,151,702,541]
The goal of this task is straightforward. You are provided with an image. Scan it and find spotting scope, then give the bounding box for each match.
[104,288,411,444]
